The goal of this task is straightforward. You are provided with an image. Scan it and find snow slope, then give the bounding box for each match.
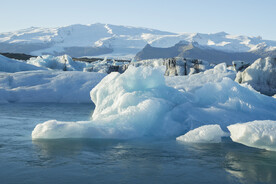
[1,23,276,56]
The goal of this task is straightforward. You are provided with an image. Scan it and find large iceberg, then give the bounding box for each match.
[228,120,276,151]
[32,66,187,139]
[176,124,227,143]
[0,54,44,72]
[32,65,276,139]
[235,57,276,96]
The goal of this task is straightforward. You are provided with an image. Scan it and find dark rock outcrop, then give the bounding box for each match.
[164,57,209,76]
[0,52,35,61]
[232,61,250,72]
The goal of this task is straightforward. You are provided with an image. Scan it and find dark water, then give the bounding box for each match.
[1,103,276,184]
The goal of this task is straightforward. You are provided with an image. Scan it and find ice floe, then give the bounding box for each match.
[0,70,106,103]
[228,120,276,151]
[27,55,92,71]
[176,124,227,143]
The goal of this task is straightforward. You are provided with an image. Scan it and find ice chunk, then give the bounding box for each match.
[32,65,276,139]
[27,55,92,71]
[0,70,106,103]
[0,54,44,72]
[176,124,227,143]
[228,120,276,151]
[232,60,250,72]
[235,57,276,96]
[166,63,236,92]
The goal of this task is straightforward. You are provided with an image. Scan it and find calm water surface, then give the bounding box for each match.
[0,103,276,184]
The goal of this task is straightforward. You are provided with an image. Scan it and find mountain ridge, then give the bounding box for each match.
[0,23,276,57]
[135,41,263,64]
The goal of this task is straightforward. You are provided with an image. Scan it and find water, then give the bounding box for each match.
[1,103,276,184]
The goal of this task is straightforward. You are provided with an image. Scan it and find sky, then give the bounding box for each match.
[1,0,276,40]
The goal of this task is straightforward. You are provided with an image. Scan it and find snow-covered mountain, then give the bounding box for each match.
[0,23,276,57]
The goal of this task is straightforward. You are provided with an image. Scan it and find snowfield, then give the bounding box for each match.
[1,23,276,56]
[32,66,276,144]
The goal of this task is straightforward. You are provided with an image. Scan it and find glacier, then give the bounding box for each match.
[32,65,276,140]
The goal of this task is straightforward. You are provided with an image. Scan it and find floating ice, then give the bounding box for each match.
[166,63,236,92]
[32,65,276,139]
[228,120,276,151]
[176,124,227,143]
[235,57,276,96]
[32,66,187,139]
[0,70,106,103]
[0,54,44,72]
[27,55,92,71]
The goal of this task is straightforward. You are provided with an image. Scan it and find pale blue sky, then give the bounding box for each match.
[1,0,275,40]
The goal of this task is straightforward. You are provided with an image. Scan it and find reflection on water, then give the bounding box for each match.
[224,146,276,184]
[177,138,276,184]
[32,139,124,158]
[1,103,276,184]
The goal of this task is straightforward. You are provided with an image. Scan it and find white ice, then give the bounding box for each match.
[0,54,44,73]
[0,70,106,103]
[228,120,276,151]
[27,55,92,71]
[176,124,227,143]
[32,65,276,139]
[235,57,276,96]
[2,24,276,57]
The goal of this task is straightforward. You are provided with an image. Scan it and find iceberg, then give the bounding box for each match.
[228,120,276,151]
[176,124,227,143]
[0,70,106,103]
[0,54,44,72]
[32,66,187,139]
[166,63,236,92]
[26,55,92,71]
[32,65,276,139]
[235,57,276,96]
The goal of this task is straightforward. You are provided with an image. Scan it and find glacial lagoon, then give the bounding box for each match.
[1,103,276,184]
